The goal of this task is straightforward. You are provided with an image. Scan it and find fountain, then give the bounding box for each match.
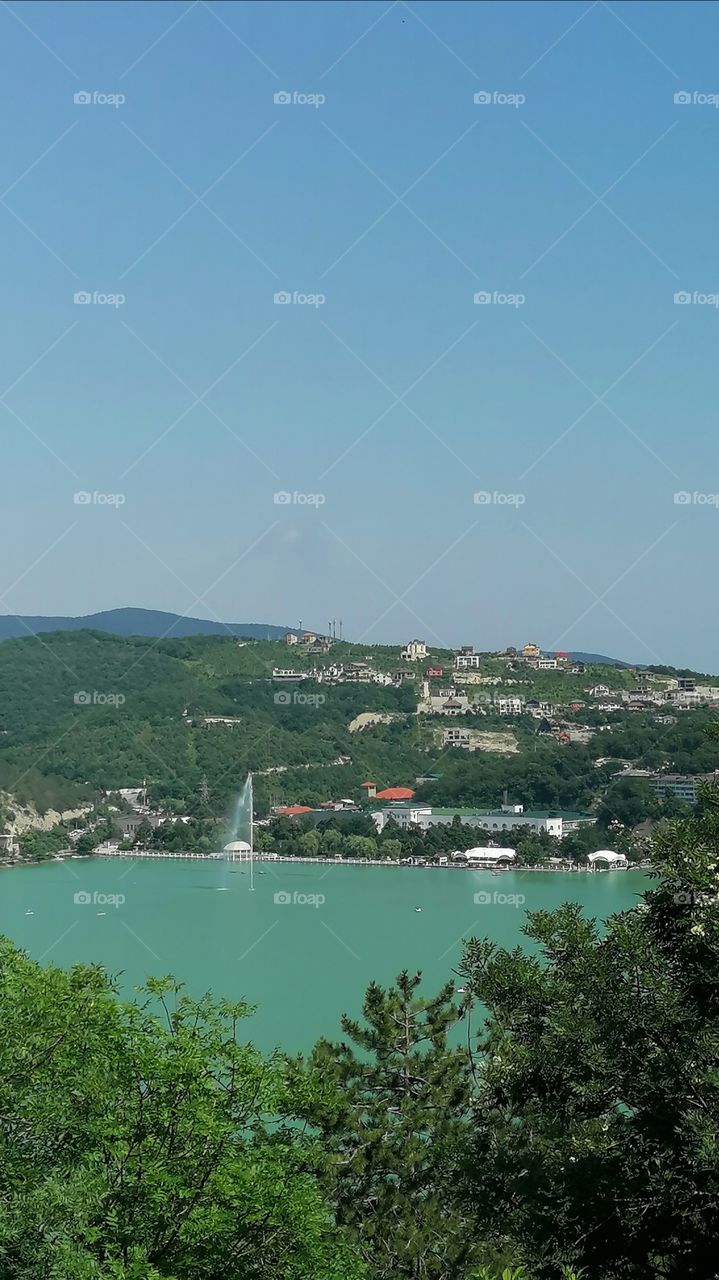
[223,772,255,888]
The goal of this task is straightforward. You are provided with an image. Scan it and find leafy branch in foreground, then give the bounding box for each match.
[0,942,363,1280]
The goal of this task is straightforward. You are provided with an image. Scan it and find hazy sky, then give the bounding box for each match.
[2,1,718,666]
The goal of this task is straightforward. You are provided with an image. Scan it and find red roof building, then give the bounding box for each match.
[275,805,313,816]
[375,786,415,801]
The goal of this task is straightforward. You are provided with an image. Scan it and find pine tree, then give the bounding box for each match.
[293,970,482,1279]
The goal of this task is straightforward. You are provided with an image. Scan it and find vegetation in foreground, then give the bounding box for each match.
[3,790,719,1278]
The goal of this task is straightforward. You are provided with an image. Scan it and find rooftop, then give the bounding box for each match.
[375,786,415,801]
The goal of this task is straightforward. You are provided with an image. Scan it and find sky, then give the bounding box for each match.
[1,0,718,668]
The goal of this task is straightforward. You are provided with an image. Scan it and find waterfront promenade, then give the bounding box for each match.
[95,849,630,872]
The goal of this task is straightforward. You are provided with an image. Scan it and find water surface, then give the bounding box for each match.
[0,859,648,1052]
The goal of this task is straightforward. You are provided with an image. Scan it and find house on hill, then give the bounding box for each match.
[401,640,427,662]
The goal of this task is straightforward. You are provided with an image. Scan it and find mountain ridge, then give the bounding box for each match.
[0,608,291,642]
[0,610,634,665]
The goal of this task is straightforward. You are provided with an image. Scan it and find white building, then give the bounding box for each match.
[427,694,471,716]
[371,803,570,838]
[496,696,524,715]
[455,652,481,670]
[588,849,627,869]
[401,640,428,662]
[454,847,516,864]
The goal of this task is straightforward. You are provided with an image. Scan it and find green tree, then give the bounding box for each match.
[293,970,482,1279]
[0,940,363,1280]
[458,798,719,1279]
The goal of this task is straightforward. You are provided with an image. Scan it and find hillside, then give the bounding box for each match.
[0,632,717,835]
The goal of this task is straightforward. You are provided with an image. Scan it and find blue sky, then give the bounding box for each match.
[1,0,718,667]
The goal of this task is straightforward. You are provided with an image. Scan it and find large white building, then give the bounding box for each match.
[371,803,592,839]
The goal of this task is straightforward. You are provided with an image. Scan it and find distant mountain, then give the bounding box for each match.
[0,608,291,643]
[564,651,633,668]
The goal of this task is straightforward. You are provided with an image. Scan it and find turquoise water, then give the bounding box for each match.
[0,859,648,1052]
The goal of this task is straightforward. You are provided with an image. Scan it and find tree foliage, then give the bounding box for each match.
[0,941,363,1279]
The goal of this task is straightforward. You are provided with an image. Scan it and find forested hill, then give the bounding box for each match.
[0,630,716,822]
[0,608,290,642]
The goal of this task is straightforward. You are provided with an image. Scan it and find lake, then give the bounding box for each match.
[0,859,648,1052]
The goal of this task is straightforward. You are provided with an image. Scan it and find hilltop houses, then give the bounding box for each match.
[401,640,428,662]
[454,646,481,670]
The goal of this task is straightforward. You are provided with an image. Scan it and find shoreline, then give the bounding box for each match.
[1,851,653,874]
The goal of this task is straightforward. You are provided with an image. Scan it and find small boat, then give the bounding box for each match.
[96,911,106,917]
[456,986,466,993]
[25,910,33,916]
[414,906,422,913]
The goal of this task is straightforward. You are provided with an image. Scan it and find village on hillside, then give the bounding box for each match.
[2,630,714,869]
